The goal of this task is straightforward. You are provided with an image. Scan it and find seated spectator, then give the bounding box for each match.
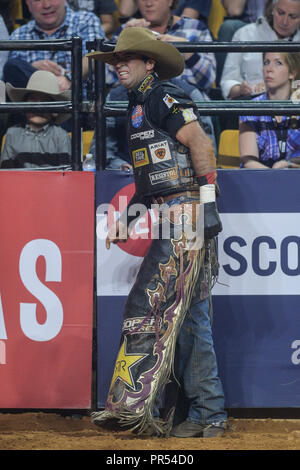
[220,0,300,99]
[216,0,266,84]
[105,0,217,161]
[89,125,132,170]
[0,15,9,149]
[67,0,118,36]
[3,0,106,97]
[88,87,132,170]
[221,0,266,31]
[174,0,211,24]
[0,15,9,80]
[239,51,300,169]
[220,0,300,100]
[118,0,211,25]
[1,71,72,169]
[0,0,14,34]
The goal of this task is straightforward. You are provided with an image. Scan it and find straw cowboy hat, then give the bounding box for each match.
[6,70,71,124]
[86,27,184,80]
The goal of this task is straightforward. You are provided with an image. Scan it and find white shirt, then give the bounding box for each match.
[220,16,300,99]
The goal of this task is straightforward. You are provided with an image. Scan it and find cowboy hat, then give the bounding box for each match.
[6,70,71,124]
[86,27,184,80]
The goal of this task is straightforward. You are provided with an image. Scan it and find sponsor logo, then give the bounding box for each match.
[131,105,143,128]
[138,75,154,94]
[132,147,149,167]
[149,140,172,164]
[182,107,197,124]
[131,130,155,140]
[110,337,147,390]
[149,167,178,185]
[122,316,162,334]
[291,340,300,365]
[163,94,178,108]
[213,213,300,295]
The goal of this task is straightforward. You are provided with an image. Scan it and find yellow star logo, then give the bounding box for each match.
[110,337,148,390]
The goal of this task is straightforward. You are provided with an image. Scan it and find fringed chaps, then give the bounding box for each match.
[92,202,216,436]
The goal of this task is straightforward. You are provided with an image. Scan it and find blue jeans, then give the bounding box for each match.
[175,297,227,425]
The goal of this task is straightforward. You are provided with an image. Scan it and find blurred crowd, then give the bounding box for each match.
[0,0,300,170]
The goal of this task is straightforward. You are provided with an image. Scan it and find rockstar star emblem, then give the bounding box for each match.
[110,337,148,390]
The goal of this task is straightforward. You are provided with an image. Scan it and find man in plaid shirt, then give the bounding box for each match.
[3,0,106,96]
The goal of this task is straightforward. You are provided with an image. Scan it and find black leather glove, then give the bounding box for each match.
[204,201,223,239]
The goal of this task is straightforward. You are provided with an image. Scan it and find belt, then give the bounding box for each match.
[152,190,199,205]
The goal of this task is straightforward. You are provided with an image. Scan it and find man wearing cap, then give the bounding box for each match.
[89,27,227,438]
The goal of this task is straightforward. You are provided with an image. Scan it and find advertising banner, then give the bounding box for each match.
[0,171,94,408]
[96,170,300,408]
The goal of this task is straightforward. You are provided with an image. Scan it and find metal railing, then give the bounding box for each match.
[87,39,300,169]
[3,38,300,170]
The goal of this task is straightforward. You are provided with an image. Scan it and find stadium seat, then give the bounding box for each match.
[69,130,94,157]
[1,134,5,153]
[82,130,94,156]
[11,0,24,29]
[208,0,226,39]
[217,129,240,168]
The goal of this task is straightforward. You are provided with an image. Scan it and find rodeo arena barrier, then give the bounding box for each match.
[0,38,299,414]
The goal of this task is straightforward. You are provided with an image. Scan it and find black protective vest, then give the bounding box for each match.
[127,77,198,198]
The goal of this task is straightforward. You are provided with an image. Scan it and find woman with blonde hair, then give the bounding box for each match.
[239,51,300,168]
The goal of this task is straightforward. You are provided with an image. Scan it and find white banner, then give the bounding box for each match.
[214,213,300,295]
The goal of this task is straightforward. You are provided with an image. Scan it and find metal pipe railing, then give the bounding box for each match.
[71,36,83,171]
[93,38,106,171]
[104,100,300,116]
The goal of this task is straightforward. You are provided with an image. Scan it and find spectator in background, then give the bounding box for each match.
[216,0,266,84]
[103,0,217,166]
[221,0,265,26]
[118,0,211,25]
[0,0,14,34]
[175,0,211,24]
[220,0,300,100]
[0,15,9,80]
[67,0,118,35]
[239,51,300,169]
[1,71,72,169]
[2,0,106,96]
[0,14,9,144]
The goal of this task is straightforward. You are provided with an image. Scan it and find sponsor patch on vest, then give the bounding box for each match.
[132,147,149,167]
[149,167,178,185]
[149,140,172,164]
[138,75,154,94]
[131,130,155,140]
[163,94,179,108]
[182,107,197,123]
[131,105,143,128]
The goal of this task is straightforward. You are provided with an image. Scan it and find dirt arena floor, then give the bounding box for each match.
[0,411,300,451]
